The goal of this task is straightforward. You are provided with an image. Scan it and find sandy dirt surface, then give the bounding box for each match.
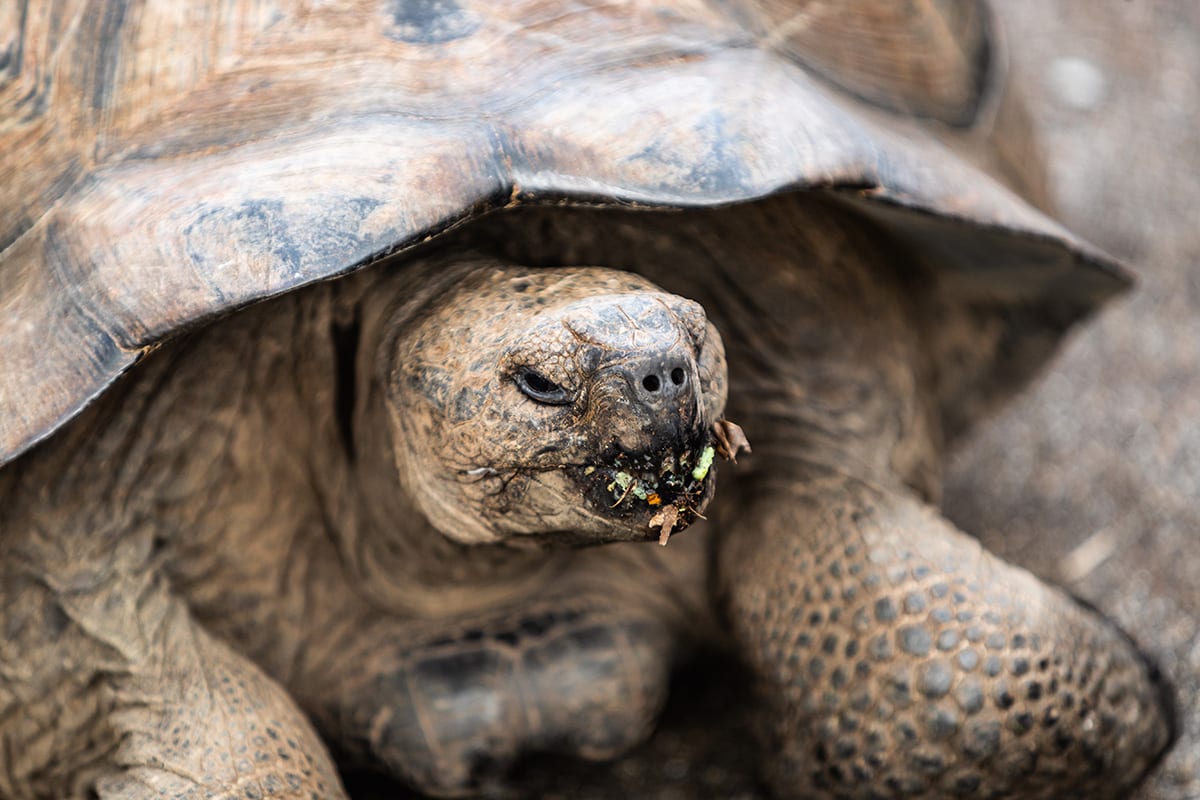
[946,3,1200,799]
[352,3,1200,797]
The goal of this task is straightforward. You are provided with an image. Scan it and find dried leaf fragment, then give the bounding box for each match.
[650,504,679,547]
[712,418,752,463]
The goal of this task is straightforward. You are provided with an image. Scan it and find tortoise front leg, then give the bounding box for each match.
[92,615,349,800]
[717,468,1173,799]
[324,601,673,796]
[292,546,703,797]
[0,570,347,800]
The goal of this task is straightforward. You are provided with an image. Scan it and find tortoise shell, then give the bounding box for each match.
[0,0,1127,465]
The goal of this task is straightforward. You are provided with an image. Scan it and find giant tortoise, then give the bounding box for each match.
[0,1,1174,798]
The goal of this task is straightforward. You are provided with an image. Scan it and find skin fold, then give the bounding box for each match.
[0,194,1172,799]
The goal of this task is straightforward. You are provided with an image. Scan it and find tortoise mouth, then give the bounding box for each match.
[570,428,717,543]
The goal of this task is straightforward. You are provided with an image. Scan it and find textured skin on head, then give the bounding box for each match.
[384,265,726,546]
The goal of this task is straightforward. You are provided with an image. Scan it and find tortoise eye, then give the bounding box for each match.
[514,368,572,405]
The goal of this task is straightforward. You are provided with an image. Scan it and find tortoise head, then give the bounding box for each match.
[383,265,728,548]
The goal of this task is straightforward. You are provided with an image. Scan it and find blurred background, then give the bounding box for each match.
[351,2,1200,796]
[948,3,1200,799]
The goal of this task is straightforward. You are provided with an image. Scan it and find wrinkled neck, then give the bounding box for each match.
[320,261,557,614]
[361,394,552,608]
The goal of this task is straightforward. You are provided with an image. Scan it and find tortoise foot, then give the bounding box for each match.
[326,604,676,797]
[719,471,1173,799]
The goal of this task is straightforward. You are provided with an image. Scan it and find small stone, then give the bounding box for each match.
[1049,56,1108,110]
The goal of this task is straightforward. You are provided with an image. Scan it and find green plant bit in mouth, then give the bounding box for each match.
[591,418,752,546]
[602,452,699,515]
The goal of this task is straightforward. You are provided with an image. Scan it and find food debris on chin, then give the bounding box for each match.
[652,504,679,546]
[586,418,752,546]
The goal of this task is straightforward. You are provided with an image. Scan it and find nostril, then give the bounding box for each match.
[670,367,686,386]
[642,374,661,392]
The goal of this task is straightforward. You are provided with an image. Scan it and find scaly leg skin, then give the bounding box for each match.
[329,601,672,796]
[94,613,349,800]
[0,565,347,800]
[718,468,1173,800]
[290,546,703,798]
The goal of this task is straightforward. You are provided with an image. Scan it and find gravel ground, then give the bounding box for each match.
[354,3,1200,797]
[946,3,1200,799]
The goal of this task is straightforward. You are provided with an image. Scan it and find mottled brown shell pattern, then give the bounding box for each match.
[1,0,1124,465]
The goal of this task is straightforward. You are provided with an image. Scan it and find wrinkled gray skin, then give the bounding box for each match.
[0,194,1172,799]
